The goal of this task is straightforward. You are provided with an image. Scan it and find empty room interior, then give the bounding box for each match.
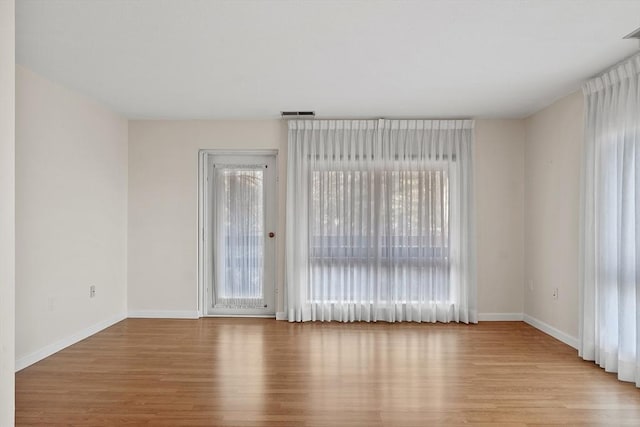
[2,0,640,425]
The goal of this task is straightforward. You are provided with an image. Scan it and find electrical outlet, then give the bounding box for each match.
[552,287,558,300]
[90,285,96,298]
[47,296,56,312]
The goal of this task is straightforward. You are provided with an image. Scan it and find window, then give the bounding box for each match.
[285,119,476,323]
[308,167,450,302]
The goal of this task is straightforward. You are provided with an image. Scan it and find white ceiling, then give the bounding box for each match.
[16,0,640,119]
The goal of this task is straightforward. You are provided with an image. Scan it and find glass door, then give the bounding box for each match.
[205,153,276,316]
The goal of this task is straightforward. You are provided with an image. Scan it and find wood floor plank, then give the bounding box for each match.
[15,319,640,426]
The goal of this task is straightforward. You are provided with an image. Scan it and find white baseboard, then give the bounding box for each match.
[15,312,127,372]
[127,310,200,319]
[523,314,579,349]
[478,312,524,321]
[275,311,287,321]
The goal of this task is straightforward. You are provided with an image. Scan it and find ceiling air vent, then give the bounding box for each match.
[281,111,315,119]
[623,27,640,39]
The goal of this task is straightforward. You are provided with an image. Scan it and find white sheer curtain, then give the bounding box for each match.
[580,53,640,386]
[285,119,476,323]
[212,165,265,309]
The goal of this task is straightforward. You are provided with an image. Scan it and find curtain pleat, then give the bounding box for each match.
[580,53,640,386]
[285,119,476,323]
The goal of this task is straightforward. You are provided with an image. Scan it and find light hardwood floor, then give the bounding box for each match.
[15,319,640,426]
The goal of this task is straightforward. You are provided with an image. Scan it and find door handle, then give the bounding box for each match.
[268,232,275,238]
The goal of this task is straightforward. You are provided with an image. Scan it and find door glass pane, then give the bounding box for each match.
[212,166,265,308]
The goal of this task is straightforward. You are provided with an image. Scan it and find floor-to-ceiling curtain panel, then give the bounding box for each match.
[580,53,640,386]
[285,119,476,323]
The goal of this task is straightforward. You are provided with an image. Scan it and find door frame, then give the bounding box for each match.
[198,149,279,318]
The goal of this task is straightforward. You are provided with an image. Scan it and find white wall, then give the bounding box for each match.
[524,90,584,342]
[128,119,525,317]
[475,120,525,318]
[0,0,15,424]
[127,121,287,316]
[15,66,128,367]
